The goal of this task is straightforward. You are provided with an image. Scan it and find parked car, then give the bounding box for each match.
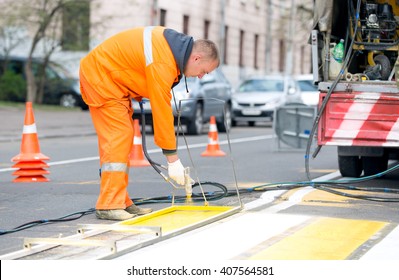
[132,68,233,135]
[0,56,87,110]
[232,75,302,126]
[295,74,319,106]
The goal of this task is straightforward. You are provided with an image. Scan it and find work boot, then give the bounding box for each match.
[95,209,136,221]
[125,204,153,215]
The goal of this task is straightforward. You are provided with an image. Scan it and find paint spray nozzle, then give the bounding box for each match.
[184,167,193,199]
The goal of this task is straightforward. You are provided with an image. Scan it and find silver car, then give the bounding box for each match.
[295,74,319,107]
[133,68,233,135]
[232,75,301,126]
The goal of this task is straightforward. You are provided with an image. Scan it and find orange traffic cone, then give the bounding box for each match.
[11,102,50,182]
[129,119,151,167]
[201,116,226,157]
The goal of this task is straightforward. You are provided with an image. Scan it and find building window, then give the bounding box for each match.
[254,34,259,69]
[183,15,189,34]
[62,0,90,51]
[204,20,210,39]
[239,30,245,67]
[150,4,158,25]
[224,25,229,65]
[160,9,167,26]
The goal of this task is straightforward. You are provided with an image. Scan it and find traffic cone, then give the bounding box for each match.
[129,119,151,167]
[201,116,226,157]
[11,102,50,182]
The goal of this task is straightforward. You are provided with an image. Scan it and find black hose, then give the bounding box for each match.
[0,208,95,236]
[139,100,164,175]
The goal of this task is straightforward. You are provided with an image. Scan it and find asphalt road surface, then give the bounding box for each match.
[1,106,399,264]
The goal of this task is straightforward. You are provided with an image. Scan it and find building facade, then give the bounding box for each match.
[86,0,313,87]
[0,0,314,87]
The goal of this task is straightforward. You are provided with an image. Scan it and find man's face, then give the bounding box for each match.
[184,54,219,79]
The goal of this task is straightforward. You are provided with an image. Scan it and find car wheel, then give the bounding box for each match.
[217,103,232,132]
[60,93,78,108]
[80,102,89,111]
[232,119,237,127]
[186,103,203,135]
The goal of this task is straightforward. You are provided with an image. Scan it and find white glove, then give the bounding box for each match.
[168,159,186,185]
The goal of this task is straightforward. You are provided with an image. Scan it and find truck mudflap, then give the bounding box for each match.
[318,91,399,147]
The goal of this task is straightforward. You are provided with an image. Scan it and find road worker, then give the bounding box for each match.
[79,26,220,221]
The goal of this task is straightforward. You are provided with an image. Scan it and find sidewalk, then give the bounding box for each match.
[0,104,96,142]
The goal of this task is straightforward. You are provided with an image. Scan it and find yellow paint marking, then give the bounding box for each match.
[249,218,386,260]
[301,189,374,207]
[277,189,300,201]
[120,205,234,233]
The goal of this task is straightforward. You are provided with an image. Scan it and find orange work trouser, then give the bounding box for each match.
[89,100,135,210]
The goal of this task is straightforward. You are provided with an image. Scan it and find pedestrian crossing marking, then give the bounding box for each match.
[249,217,387,260]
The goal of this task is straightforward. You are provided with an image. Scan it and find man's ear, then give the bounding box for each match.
[193,54,202,61]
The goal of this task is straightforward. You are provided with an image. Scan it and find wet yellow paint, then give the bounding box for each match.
[120,205,234,233]
[301,189,373,208]
[249,218,386,260]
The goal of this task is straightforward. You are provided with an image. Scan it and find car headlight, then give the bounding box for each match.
[265,98,285,108]
[269,99,280,105]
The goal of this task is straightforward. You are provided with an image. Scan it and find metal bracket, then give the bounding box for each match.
[24,237,117,252]
[77,224,162,237]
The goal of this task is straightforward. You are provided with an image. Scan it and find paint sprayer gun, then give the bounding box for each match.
[184,167,193,199]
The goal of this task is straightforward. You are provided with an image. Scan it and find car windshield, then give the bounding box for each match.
[297,80,317,92]
[238,79,284,92]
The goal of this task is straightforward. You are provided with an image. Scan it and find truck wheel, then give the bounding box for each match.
[338,155,362,178]
[362,155,388,177]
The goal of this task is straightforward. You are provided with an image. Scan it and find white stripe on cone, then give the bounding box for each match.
[23,124,37,134]
[134,136,142,145]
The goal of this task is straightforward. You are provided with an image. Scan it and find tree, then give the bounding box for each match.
[0,0,91,104]
[24,0,69,104]
[0,3,29,72]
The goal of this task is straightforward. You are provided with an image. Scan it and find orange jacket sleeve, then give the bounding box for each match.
[145,62,178,151]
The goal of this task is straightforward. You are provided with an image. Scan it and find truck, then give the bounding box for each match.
[312,0,399,177]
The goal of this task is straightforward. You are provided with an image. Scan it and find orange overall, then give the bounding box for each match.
[79,26,193,210]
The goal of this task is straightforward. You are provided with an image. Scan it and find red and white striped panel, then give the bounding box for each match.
[318,92,399,147]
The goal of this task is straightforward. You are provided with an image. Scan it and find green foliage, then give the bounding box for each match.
[0,70,26,102]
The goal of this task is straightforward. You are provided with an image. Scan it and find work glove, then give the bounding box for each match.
[168,159,193,185]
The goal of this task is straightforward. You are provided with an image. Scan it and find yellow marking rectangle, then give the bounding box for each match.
[120,205,234,233]
[250,218,387,260]
[301,189,375,208]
